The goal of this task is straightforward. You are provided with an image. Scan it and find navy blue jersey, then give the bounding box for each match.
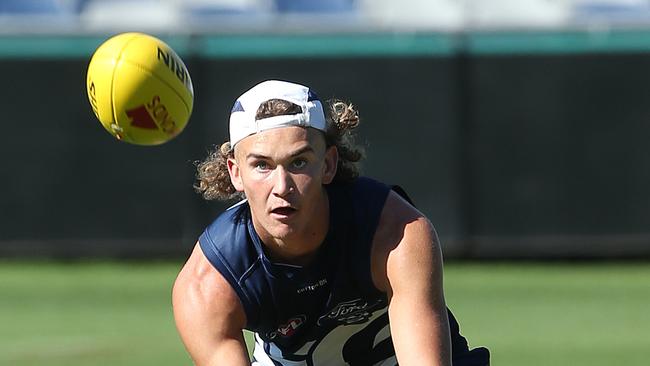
[199,177,489,365]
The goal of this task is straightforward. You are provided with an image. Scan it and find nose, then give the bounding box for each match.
[272,165,295,197]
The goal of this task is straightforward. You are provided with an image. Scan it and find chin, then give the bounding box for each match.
[265,220,303,240]
[268,225,296,240]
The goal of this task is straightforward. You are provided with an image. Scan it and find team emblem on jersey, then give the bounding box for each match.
[267,315,307,340]
[317,298,384,326]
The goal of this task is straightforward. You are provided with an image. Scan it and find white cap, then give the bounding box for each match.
[229,80,327,146]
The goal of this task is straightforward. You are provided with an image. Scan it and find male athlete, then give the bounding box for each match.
[172,80,489,365]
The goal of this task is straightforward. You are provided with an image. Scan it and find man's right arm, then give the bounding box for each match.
[172,242,250,366]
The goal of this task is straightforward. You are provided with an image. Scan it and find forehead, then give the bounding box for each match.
[234,126,325,158]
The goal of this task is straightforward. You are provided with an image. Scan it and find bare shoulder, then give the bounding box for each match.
[370,190,440,294]
[173,242,246,325]
[172,242,247,345]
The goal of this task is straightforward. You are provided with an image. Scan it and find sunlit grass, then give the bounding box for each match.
[1,261,648,365]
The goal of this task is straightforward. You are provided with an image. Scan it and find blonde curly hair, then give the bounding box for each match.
[195,98,363,201]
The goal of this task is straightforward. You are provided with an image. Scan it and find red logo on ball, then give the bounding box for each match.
[126,104,157,129]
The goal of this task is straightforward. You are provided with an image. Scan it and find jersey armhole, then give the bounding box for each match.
[390,185,415,205]
[364,184,413,296]
[350,178,393,299]
[199,230,259,328]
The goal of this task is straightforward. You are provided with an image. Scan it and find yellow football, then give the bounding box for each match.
[86,32,193,145]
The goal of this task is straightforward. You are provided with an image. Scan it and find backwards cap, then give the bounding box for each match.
[229,80,326,146]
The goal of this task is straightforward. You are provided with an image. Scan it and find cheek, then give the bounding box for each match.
[295,170,320,194]
[242,177,266,196]
[242,185,269,216]
[240,173,265,199]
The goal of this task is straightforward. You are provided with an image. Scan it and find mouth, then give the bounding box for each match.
[270,206,297,219]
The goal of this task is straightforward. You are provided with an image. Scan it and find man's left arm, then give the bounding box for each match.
[372,191,451,366]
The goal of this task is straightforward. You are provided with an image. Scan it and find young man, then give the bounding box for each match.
[173,80,489,365]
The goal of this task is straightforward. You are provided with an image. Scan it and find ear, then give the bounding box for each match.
[227,157,245,192]
[322,145,338,184]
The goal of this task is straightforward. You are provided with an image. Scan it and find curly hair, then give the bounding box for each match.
[195,98,364,201]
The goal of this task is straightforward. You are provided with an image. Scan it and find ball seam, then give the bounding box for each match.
[119,58,193,115]
[111,33,141,141]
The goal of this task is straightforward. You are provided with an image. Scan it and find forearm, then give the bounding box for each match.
[189,338,250,366]
[389,297,451,366]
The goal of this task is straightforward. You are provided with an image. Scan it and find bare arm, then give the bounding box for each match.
[172,243,250,366]
[372,191,451,366]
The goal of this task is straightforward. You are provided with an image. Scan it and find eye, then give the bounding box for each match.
[254,161,270,171]
[292,159,307,170]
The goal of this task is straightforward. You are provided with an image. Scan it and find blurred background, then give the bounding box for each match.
[1,0,649,365]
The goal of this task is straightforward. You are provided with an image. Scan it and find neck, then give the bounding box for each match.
[256,189,330,266]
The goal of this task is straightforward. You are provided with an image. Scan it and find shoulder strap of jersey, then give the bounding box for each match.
[391,185,414,205]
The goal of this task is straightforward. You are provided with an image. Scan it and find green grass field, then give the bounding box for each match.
[1,261,649,365]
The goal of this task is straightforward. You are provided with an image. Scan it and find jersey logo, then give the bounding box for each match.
[268,315,307,340]
[296,278,328,294]
[317,298,383,326]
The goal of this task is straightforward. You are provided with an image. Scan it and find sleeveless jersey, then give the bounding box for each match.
[199,177,488,366]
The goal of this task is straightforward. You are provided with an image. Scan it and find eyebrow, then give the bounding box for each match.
[246,145,315,160]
